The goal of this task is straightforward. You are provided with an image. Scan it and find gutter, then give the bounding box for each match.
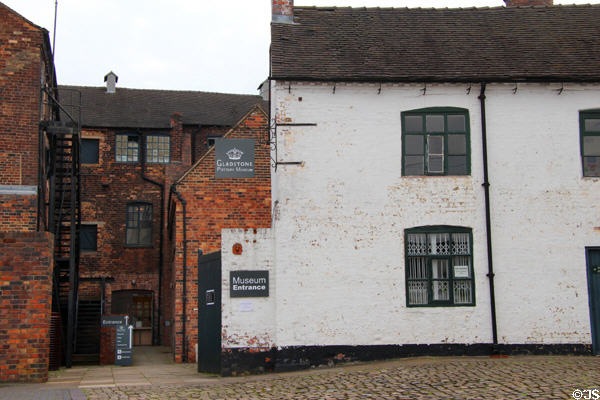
[478,83,499,346]
[170,185,187,362]
[140,136,165,345]
[268,76,600,84]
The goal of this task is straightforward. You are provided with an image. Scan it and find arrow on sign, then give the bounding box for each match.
[128,325,133,349]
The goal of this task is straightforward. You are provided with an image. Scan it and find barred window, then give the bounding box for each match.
[116,134,139,162]
[405,227,474,306]
[126,203,152,247]
[146,135,170,163]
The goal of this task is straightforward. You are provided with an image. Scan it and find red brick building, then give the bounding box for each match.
[0,2,77,382]
[59,78,268,361]
[169,105,271,362]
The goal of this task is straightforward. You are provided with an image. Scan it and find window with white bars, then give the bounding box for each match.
[146,135,170,163]
[405,227,474,306]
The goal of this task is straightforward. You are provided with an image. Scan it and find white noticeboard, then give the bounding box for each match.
[454,265,470,278]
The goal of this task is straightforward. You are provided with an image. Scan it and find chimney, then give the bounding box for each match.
[504,0,553,6]
[104,71,118,93]
[272,0,294,24]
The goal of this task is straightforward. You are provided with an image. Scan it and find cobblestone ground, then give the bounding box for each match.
[81,356,600,400]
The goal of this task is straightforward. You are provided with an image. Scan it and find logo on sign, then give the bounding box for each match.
[226,148,243,160]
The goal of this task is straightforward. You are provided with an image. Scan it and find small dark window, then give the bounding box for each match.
[146,135,170,163]
[207,136,219,150]
[80,224,97,251]
[581,110,600,177]
[126,203,152,247]
[116,134,139,162]
[81,139,99,164]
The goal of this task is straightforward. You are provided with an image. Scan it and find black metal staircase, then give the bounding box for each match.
[41,87,82,369]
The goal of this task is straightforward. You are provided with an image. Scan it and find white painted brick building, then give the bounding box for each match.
[208,1,600,374]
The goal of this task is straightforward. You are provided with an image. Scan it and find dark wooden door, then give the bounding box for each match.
[197,251,221,373]
[586,248,600,355]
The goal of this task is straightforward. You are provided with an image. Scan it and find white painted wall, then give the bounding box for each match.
[221,228,276,349]
[223,81,600,349]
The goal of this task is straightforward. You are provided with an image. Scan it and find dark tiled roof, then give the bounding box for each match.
[271,5,600,82]
[58,85,267,128]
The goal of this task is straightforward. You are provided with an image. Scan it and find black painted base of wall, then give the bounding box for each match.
[220,343,592,376]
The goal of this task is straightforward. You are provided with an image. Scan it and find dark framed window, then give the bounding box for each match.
[126,203,152,247]
[402,107,470,176]
[80,224,97,251]
[81,139,99,164]
[581,110,600,177]
[146,135,170,163]
[405,226,474,307]
[116,134,139,162]
[207,136,219,150]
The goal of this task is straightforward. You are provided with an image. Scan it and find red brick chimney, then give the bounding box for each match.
[504,0,553,6]
[272,0,293,23]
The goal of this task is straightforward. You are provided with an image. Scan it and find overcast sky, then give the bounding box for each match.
[2,0,595,94]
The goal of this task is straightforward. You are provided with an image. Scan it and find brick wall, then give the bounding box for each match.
[0,194,37,232]
[0,5,44,188]
[0,231,53,383]
[170,106,271,362]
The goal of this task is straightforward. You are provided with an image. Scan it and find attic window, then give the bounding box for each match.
[116,134,139,162]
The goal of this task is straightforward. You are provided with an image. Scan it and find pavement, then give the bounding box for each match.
[0,347,599,399]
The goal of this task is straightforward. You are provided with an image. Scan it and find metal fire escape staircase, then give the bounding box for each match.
[41,88,82,368]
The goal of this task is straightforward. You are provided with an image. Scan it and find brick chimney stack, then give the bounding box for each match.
[504,0,553,6]
[272,0,294,24]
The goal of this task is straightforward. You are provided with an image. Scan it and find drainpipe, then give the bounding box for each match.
[139,134,165,345]
[170,185,187,362]
[479,83,498,346]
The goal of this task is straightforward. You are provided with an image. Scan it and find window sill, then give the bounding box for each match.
[124,245,154,249]
[81,250,98,255]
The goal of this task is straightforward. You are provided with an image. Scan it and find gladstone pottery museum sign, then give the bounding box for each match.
[215,138,255,178]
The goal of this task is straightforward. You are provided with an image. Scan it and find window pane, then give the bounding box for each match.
[448,135,466,155]
[584,157,600,177]
[451,233,470,255]
[447,156,467,175]
[81,139,99,164]
[126,228,137,244]
[407,234,427,255]
[453,281,472,304]
[584,136,600,156]
[429,233,450,255]
[432,281,450,301]
[585,119,600,132]
[407,257,428,278]
[428,155,444,173]
[80,225,97,251]
[405,156,424,175]
[426,115,444,133]
[408,281,428,305]
[432,259,449,278]
[405,116,423,133]
[405,135,424,155]
[447,115,466,132]
[453,256,471,278]
[139,227,152,246]
[428,136,443,154]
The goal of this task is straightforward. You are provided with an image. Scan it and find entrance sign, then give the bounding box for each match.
[101,315,125,327]
[115,322,133,366]
[215,139,255,178]
[230,270,269,297]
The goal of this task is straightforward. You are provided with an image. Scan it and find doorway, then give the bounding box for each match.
[112,290,153,346]
[586,247,600,355]
[197,251,221,374]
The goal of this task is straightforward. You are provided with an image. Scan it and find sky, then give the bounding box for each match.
[2,0,595,95]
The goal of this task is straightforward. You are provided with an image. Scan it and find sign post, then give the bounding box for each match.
[102,315,133,366]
